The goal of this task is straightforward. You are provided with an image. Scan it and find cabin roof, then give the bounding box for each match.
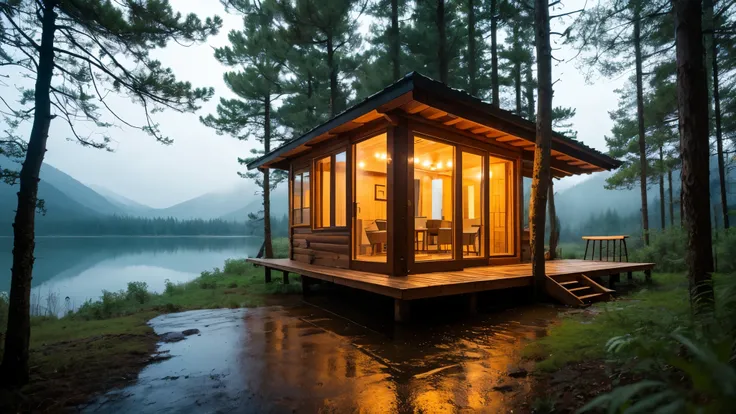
[247,72,621,177]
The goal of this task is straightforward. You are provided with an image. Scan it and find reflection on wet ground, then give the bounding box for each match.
[86,287,558,413]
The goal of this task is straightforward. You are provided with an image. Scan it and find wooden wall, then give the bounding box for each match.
[291,227,350,269]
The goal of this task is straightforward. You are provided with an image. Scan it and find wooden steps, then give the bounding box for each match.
[545,273,614,307]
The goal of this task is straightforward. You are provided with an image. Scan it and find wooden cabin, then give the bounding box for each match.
[247,73,654,320]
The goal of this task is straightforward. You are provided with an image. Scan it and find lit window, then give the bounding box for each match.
[314,151,347,228]
[292,170,310,226]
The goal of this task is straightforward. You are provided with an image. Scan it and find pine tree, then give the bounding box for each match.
[0,0,220,387]
[530,0,552,298]
[274,0,365,117]
[570,0,672,245]
[201,0,287,260]
[673,0,715,314]
[404,0,464,87]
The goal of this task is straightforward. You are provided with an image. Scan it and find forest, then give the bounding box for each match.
[0,215,290,237]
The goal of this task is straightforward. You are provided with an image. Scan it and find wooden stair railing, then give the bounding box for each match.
[545,273,614,306]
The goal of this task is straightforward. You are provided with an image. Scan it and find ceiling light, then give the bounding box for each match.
[436,161,443,169]
[447,161,453,168]
[422,160,431,167]
[358,161,365,169]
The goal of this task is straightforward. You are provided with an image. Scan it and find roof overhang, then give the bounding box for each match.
[248,72,621,178]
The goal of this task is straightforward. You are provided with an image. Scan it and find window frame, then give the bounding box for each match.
[291,167,311,228]
[311,148,348,230]
[488,153,517,257]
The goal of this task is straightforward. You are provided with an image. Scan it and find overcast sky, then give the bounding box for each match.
[4,0,627,209]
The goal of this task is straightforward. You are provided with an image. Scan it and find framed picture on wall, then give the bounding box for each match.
[374,184,386,201]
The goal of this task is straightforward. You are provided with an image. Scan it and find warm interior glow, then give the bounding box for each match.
[354,133,388,263]
[490,157,513,256]
[413,136,454,262]
[462,152,484,258]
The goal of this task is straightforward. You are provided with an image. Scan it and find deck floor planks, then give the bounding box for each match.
[247,258,655,300]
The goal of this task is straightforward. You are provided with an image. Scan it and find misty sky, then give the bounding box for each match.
[3,0,628,209]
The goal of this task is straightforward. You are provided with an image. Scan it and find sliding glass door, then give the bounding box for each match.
[353,133,388,264]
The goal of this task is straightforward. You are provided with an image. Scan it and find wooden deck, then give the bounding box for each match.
[246,258,655,301]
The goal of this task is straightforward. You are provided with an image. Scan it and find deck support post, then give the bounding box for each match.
[394,299,411,323]
[644,269,652,284]
[282,270,289,284]
[627,271,633,282]
[301,275,313,295]
[265,267,272,283]
[466,293,478,315]
[609,273,620,289]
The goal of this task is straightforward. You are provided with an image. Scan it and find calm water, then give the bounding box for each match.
[0,236,263,310]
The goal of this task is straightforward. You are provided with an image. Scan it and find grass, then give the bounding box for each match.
[0,238,294,412]
[523,272,691,371]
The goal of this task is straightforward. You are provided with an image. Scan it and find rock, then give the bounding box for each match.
[160,332,186,343]
[493,385,514,393]
[507,367,528,378]
[182,329,200,336]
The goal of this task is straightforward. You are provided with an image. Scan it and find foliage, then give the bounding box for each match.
[579,276,736,413]
[630,228,687,272]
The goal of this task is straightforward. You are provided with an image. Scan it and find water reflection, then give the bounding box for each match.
[90,299,556,413]
[0,236,262,308]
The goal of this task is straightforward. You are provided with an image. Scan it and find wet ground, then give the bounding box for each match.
[85,287,559,413]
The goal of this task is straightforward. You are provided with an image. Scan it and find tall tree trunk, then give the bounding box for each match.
[673,0,715,314]
[713,35,730,229]
[668,168,675,227]
[531,0,552,299]
[468,0,477,95]
[327,36,338,117]
[1,1,57,387]
[659,146,666,230]
[633,13,650,245]
[263,96,274,259]
[548,178,558,260]
[525,63,535,121]
[490,0,499,106]
[391,0,400,80]
[515,62,522,115]
[437,0,448,84]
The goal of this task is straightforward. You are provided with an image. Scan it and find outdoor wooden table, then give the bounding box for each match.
[582,235,629,262]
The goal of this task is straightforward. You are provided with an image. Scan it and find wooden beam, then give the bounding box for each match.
[496,136,519,142]
[381,112,400,126]
[443,117,462,126]
[470,126,492,134]
[402,100,430,114]
[568,160,588,166]
[510,140,535,147]
[455,120,476,130]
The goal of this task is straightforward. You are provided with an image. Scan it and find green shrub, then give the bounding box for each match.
[630,228,687,272]
[126,282,150,304]
[164,279,177,296]
[223,258,250,275]
[715,228,736,273]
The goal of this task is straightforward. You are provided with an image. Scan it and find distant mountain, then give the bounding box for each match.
[39,164,125,216]
[219,186,289,222]
[89,184,156,217]
[0,175,102,223]
[155,181,261,220]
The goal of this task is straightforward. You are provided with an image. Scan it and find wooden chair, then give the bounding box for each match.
[437,227,453,253]
[365,230,387,255]
[463,225,481,255]
[415,217,427,250]
[426,219,442,246]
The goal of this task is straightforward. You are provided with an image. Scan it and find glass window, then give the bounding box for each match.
[335,152,347,227]
[489,156,514,255]
[413,136,454,262]
[315,156,332,228]
[292,170,310,226]
[354,133,388,262]
[462,152,484,258]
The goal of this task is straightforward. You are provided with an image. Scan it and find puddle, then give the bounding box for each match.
[85,297,558,413]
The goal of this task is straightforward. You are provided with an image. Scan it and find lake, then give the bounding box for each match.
[0,236,263,312]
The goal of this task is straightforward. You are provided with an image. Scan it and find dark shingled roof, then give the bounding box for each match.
[248,72,620,171]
